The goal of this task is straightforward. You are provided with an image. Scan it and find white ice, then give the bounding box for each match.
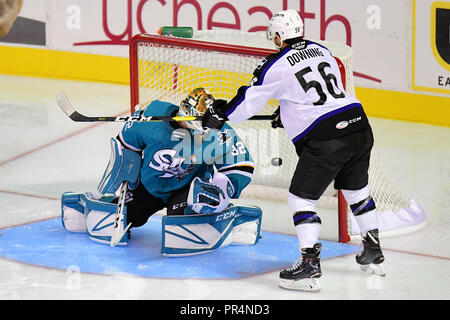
[0,74,449,300]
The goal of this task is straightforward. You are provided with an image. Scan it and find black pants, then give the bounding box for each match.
[122,182,191,228]
[289,126,374,200]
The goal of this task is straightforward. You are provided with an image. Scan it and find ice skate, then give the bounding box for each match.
[356,229,385,276]
[279,243,322,292]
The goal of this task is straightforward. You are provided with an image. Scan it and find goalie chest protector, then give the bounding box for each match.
[119,100,248,203]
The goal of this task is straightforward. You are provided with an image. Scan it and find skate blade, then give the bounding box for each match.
[360,263,386,277]
[279,278,321,292]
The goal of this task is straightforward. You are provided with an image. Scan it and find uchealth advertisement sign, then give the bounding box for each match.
[50,0,408,92]
[413,0,450,94]
[0,0,449,98]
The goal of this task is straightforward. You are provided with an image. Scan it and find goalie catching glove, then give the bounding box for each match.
[187,172,235,214]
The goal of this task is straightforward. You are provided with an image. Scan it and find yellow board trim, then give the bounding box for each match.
[0,45,448,127]
[0,45,129,84]
[356,87,449,127]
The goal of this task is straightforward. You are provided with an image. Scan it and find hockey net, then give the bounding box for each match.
[129,31,426,242]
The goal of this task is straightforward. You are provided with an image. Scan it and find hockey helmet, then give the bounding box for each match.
[180,87,214,133]
[266,9,304,42]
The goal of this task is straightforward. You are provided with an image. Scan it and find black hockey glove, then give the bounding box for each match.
[271,106,284,129]
[202,99,228,130]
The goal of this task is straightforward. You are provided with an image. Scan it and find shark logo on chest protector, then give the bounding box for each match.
[149,149,195,179]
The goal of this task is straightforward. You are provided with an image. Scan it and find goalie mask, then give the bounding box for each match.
[266,9,303,44]
[180,87,215,134]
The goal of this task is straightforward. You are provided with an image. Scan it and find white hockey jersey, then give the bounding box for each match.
[224,40,368,145]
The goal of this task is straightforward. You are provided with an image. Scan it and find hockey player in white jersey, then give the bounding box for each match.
[202,9,385,291]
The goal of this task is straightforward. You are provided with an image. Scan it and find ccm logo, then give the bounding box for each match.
[336,116,362,129]
[216,210,236,221]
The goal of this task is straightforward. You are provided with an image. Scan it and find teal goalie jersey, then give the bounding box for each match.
[118,100,254,203]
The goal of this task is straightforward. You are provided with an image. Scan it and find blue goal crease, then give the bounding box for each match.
[0,216,360,279]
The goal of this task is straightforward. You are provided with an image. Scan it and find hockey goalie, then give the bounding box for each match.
[60,88,262,256]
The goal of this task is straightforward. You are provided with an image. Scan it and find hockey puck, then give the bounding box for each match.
[271,157,282,166]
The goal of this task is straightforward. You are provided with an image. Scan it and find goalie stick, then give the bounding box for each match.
[57,92,275,123]
[110,181,132,247]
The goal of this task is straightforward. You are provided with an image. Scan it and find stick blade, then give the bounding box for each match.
[56,92,76,117]
[56,92,91,122]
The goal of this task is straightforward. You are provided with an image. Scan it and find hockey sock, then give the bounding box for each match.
[341,186,379,237]
[350,196,378,237]
[294,218,321,249]
[288,193,321,249]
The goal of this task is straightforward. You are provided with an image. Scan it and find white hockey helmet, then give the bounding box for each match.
[266,9,304,42]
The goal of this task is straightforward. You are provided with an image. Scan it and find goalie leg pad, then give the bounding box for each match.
[61,192,129,245]
[82,194,129,245]
[161,205,262,256]
[230,205,263,246]
[61,192,86,233]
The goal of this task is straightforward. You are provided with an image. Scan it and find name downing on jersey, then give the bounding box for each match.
[287,48,325,66]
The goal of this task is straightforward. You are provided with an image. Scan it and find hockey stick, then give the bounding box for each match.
[56,92,275,122]
[110,181,132,247]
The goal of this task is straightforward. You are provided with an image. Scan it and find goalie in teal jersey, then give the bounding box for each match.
[61,88,262,256]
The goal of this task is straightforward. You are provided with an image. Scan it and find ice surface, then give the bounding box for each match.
[0,74,449,300]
